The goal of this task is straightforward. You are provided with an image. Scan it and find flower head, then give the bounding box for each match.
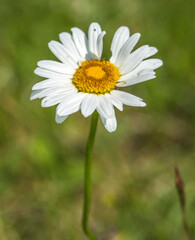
[31,22,163,132]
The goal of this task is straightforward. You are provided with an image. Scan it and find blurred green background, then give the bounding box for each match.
[0,0,195,239]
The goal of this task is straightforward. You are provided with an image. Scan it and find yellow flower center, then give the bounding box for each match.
[86,66,106,79]
[72,59,120,94]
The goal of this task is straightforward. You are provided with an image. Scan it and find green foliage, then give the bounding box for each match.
[0,0,194,239]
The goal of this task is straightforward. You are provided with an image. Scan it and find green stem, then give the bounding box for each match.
[82,111,98,240]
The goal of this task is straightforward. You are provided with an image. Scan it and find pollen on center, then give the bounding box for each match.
[72,59,120,94]
[86,66,105,79]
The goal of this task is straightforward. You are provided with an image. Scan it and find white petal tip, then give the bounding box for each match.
[158,59,163,67]
[48,41,52,47]
[59,32,64,37]
[140,102,146,107]
[81,108,95,118]
[48,41,55,49]
[41,100,47,108]
[34,68,38,74]
[82,112,90,118]
[120,26,129,30]
[55,120,62,124]
[55,114,68,124]
[105,118,117,133]
[135,32,141,38]
[106,128,116,133]
[30,89,42,101]
[90,22,100,26]
[30,94,37,101]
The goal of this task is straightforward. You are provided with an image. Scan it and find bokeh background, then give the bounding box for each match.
[0,0,195,239]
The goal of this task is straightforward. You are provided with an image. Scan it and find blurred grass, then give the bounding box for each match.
[0,0,195,239]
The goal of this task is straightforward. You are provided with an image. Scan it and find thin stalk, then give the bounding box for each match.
[82,111,98,240]
[175,167,191,240]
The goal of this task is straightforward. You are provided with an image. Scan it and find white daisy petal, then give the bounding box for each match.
[35,85,76,99]
[105,117,117,132]
[117,73,156,87]
[110,26,130,63]
[34,67,72,80]
[48,40,72,65]
[41,88,78,107]
[120,45,150,74]
[32,79,72,90]
[96,95,114,119]
[59,32,81,61]
[48,41,78,68]
[108,94,123,111]
[115,33,141,67]
[30,90,42,100]
[97,31,106,59]
[34,67,70,79]
[71,27,88,59]
[55,113,69,124]
[132,58,163,73]
[100,115,117,133]
[37,60,75,75]
[140,58,163,69]
[119,58,163,82]
[88,22,102,59]
[145,47,158,58]
[81,94,98,118]
[111,90,146,107]
[57,92,85,116]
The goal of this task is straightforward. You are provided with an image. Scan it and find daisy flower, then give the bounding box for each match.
[31,22,163,132]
